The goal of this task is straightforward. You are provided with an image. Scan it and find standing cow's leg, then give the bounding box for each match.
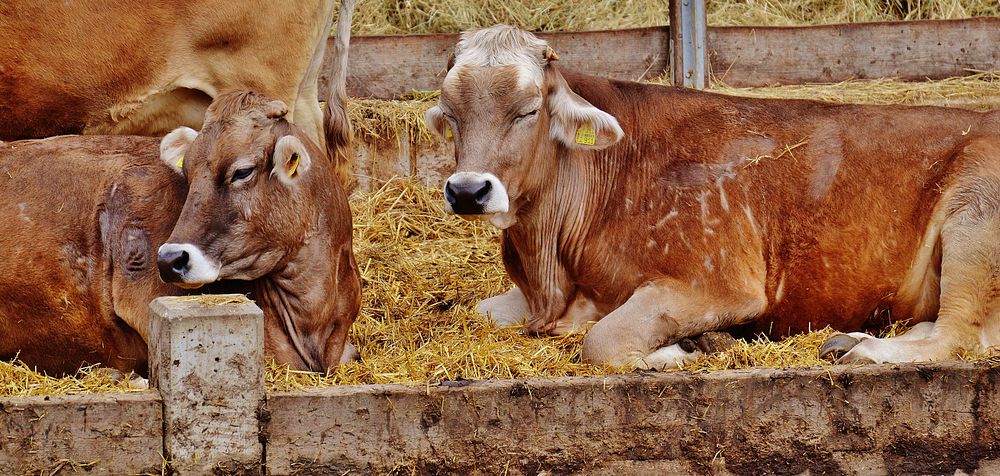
[832,145,1000,363]
[582,277,766,370]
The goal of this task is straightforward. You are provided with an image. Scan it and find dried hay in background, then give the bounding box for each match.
[349,0,1000,35]
[706,71,1000,110]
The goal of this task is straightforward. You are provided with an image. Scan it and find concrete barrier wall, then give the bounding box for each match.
[0,393,163,475]
[265,363,1000,475]
[3,362,998,475]
[2,285,999,476]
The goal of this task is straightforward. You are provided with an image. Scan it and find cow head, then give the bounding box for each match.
[426,25,623,228]
[156,89,360,372]
[157,93,316,287]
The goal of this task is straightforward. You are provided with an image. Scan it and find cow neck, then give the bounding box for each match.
[504,143,624,328]
[251,188,339,373]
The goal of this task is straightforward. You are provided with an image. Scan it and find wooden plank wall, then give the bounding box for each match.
[323,17,1000,99]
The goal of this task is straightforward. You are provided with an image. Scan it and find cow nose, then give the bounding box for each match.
[157,249,190,281]
[445,179,492,215]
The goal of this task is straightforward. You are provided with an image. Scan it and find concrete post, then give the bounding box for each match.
[149,295,265,475]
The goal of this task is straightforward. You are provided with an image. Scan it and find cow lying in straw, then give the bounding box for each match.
[0,3,359,376]
[427,24,1000,368]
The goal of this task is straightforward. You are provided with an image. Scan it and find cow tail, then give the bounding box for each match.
[326,0,355,191]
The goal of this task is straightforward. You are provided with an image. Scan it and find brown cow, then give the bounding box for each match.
[426,25,1000,368]
[0,0,351,184]
[0,1,359,376]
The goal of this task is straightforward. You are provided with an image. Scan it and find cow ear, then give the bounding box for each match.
[425,105,454,141]
[271,135,312,185]
[546,83,623,150]
[160,127,198,174]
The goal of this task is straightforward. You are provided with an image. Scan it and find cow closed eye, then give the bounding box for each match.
[515,110,538,121]
[231,166,255,183]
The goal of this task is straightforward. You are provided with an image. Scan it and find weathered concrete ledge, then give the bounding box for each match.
[2,362,997,475]
[266,362,1000,475]
[0,392,163,476]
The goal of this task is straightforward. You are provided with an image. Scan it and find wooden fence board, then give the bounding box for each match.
[332,28,670,99]
[710,17,1000,86]
[0,392,163,476]
[324,18,1000,99]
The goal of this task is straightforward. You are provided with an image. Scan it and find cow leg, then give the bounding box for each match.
[478,287,602,334]
[549,292,604,335]
[838,170,1000,363]
[477,287,530,327]
[582,278,765,370]
[821,321,937,362]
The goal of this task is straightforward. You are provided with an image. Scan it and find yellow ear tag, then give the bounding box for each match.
[175,155,184,168]
[445,127,453,139]
[575,123,596,146]
[287,153,300,178]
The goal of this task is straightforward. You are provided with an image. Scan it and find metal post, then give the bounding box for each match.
[149,295,265,475]
[669,0,708,88]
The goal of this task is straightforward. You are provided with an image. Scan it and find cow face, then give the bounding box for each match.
[426,25,623,228]
[156,93,314,287]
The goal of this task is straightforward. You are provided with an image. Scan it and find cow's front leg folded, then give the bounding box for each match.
[582,277,765,370]
[477,287,531,327]
[479,287,605,335]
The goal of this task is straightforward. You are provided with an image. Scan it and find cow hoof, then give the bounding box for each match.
[839,354,877,365]
[819,334,861,361]
[635,343,702,371]
[694,331,739,354]
[340,342,361,364]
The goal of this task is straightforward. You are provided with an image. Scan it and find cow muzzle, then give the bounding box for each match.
[443,172,509,215]
[157,243,221,288]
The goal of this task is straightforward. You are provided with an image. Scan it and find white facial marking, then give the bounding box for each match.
[158,243,221,284]
[443,171,510,215]
[451,25,548,88]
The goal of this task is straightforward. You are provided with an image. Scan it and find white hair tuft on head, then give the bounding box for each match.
[451,25,551,87]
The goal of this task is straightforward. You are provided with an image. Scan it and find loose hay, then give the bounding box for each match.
[0,361,145,398]
[350,0,1000,35]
